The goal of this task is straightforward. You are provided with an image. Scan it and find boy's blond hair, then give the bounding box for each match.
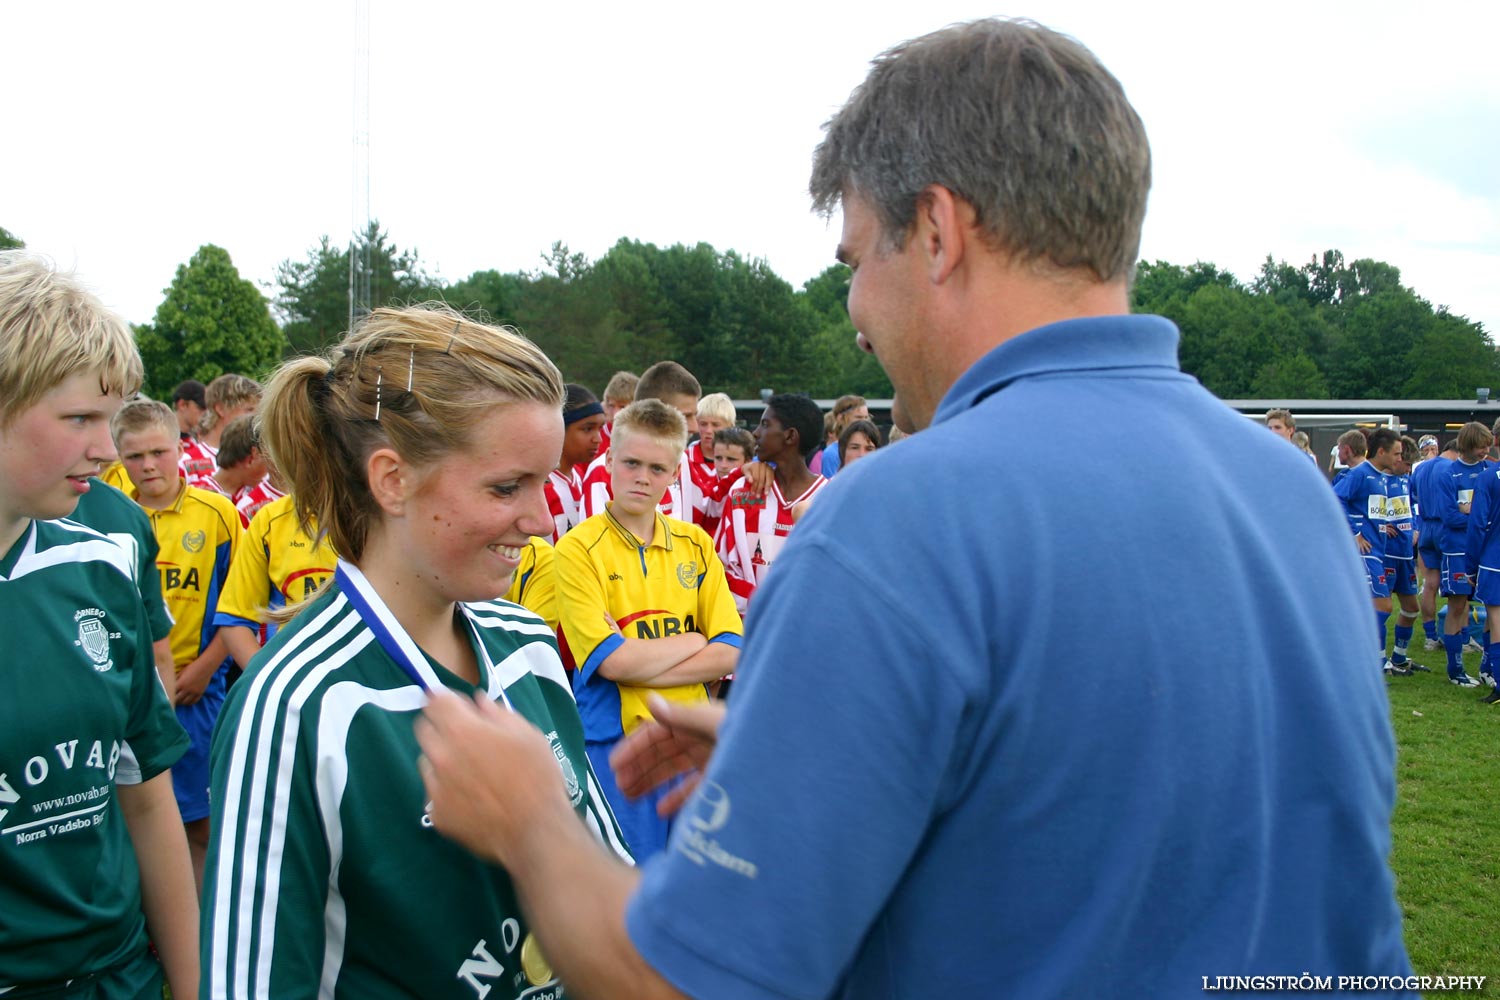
[111,398,179,448]
[602,370,639,405]
[612,399,689,456]
[697,392,736,424]
[0,251,142,427]
[199,373,262,434]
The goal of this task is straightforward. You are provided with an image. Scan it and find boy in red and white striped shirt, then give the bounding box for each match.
[715,393,826,614]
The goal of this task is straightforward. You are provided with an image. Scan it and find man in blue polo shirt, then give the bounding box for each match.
[416,18,1414,998]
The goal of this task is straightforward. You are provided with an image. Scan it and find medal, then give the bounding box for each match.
[520,933,553,986]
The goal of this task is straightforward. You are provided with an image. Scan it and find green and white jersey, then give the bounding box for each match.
[0,518,189,991]
[203,561,631,1000]
[67,478,173,643]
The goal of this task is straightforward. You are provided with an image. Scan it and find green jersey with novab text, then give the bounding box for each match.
[202,565,631,1000]
[0,518,188,991]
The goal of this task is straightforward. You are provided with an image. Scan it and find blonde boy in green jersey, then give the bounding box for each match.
[556,399,742,861]
[113,398,243,891]
[0,251,197,998]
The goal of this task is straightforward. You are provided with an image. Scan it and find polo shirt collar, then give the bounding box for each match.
[127,475,190,515]
[932,314,1181,426]
[603,505,673,551]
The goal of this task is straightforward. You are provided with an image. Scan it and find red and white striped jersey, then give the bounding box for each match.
[180,437,218,491]
[235,477,286,527]
[714,475,827,614]
[544,468,582,543]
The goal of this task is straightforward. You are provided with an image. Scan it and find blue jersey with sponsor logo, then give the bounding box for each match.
[1434,458,1489,553]
[1333,460,1389,562]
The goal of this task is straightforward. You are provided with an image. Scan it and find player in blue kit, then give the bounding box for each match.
[1432,421,1493,686]
[1464,460,1500,698]
[1334,428,1399,673]
[1382,437,1427,672]
[1412,438,1460,649]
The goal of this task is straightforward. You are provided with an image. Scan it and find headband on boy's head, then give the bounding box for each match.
[564,402,605,426]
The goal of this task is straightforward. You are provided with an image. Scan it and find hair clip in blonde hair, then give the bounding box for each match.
[445,320,459,356]
[374,366,384,421]
[406,346,415,392]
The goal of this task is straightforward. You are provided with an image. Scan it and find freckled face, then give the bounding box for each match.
[402,400,561,604]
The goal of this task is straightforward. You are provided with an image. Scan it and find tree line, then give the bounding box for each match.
[3,223,1493,403]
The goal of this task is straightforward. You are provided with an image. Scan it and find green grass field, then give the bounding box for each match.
[1383,623,1499,995]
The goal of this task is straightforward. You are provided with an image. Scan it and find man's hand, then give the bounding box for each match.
[417,691,573,868]
[1355,534,1372,555]
[610,695,726,818]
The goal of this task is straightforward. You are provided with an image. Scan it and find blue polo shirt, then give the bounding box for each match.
[626,314,1412,998]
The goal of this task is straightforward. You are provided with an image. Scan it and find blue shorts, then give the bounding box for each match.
[586,740,671,864]
[1383,557,1419,597]
[1361,554,1390,599]
[172,667,226,823]
[1417,523,1441,566]
[1475,566,1500,608]
[1441,552,1475,597]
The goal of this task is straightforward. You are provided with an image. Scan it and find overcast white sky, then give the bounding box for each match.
[4,1,1497,342]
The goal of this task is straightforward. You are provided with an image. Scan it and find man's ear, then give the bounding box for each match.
[367,447,409,516]
[914,184,971,285]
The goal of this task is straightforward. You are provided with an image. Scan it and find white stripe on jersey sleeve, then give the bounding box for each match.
[8,524,134,584]
[313,681,428,996]
[584,762,634,864]
[466,599,552,634]
[207,596,362,999]
[251,631,376,1000]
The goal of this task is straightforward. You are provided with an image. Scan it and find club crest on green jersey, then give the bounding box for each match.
[73,608,117,671]
[676,561,698,589]
[546,731,583,805]
[182,529,207,553]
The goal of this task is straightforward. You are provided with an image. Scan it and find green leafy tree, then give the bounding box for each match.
[0,226,23,250]
[136,244,285,399]
[1250,352,1328,398]
[1402,310,1500,398]
[797,265,891,398]
[274,221,436,356]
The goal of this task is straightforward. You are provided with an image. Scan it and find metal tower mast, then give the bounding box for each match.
[349,0,371,331]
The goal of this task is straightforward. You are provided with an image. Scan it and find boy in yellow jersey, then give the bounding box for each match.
[112,398,242,890]
[555,399,741,860]
[214,492,337,677]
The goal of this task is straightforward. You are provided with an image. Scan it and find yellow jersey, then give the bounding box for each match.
[502,536,558,633]
[130,480,242,670]
[557,506,742,742]
[214,495,336,640]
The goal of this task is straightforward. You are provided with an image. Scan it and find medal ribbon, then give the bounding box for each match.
[334,559,512,709]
